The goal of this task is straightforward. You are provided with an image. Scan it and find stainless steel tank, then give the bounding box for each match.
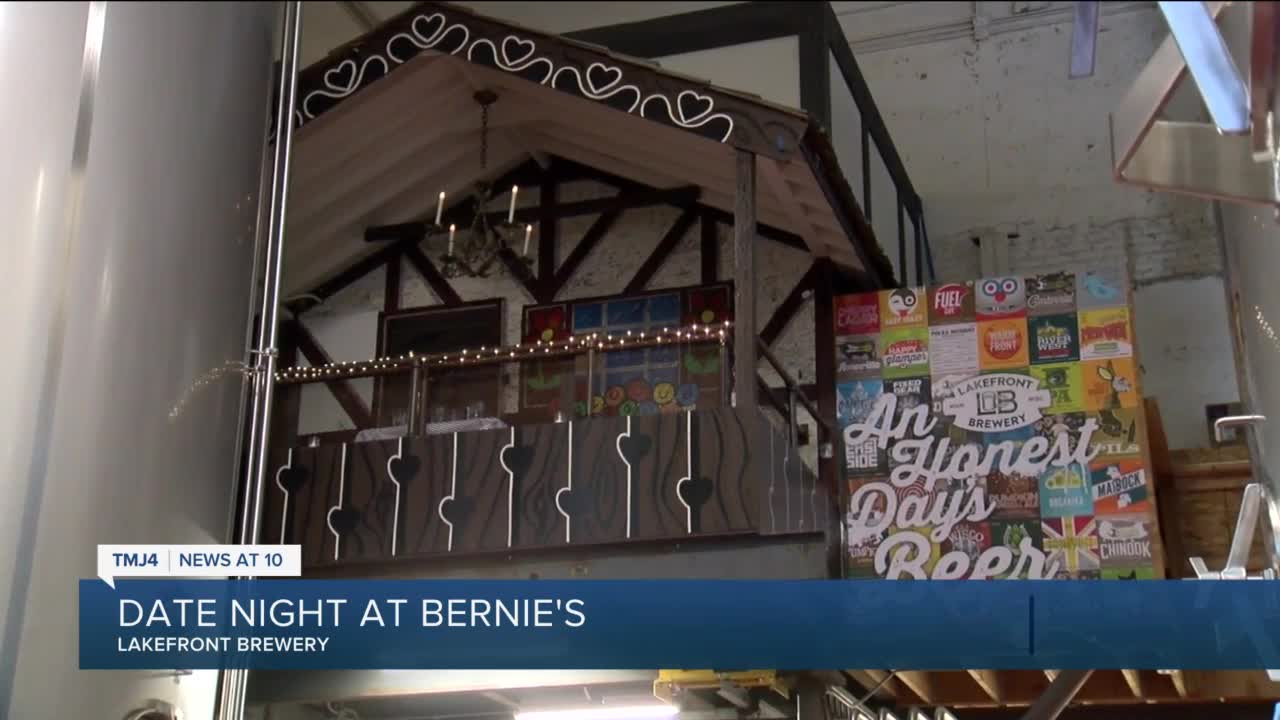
[0,2,276,717]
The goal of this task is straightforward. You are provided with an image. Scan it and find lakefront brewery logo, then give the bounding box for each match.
[942,373,1053,432]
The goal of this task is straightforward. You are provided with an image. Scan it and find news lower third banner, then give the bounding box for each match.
[80,579,1280,670]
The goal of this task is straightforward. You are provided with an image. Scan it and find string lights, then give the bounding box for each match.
[274,320,731,384]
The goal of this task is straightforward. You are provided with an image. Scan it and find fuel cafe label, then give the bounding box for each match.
[843,385,1100,579]
[929,283,974,324]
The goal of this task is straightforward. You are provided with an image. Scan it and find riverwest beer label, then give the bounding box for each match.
[833,268,1157,580]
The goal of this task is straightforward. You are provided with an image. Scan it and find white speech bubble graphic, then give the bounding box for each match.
[97,545,301,588]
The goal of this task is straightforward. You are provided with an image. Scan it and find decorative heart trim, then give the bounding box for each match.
[501,35,537,67]
[676,90,715,124]
[585,62,623,94]
[291,11,737,147]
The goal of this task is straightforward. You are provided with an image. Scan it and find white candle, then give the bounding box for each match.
[508,185,518,224]
[448,224,456,255]
[523,224,532,256]
[435,191,445,225]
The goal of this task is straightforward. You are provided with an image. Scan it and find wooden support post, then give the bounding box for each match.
[813,258,841,577]
[700,210,718,283]
[538,173,559,299]
[733,150,758,409]
[384,253,401,312]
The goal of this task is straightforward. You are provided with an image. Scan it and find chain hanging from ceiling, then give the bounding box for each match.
[427,90,534,279]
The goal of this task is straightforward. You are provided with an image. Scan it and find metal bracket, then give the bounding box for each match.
[1111,1,1280,207]
[1188,483,1276,579]
[1214,413,1267,443]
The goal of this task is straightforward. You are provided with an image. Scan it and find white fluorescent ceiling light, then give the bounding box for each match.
[516,706,680,720]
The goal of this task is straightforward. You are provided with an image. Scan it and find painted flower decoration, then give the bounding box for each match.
[685,288,731,326]
[525,305,568,343]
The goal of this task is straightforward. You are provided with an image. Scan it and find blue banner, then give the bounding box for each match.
[80,579,1280,670]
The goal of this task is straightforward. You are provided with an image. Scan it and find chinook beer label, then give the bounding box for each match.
[929,283,975,324]
[1097,515,1152,567]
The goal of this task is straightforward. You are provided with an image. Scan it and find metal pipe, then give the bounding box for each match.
[1019,670,1092,720]
[217,5,302,720]
[408,360,422,434]
[245,0,303,548]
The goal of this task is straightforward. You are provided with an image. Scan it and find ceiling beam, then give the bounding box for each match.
[550,206,623,300]
[624,206,700,294]
[338,0,379,31]
[968,670,1004,704]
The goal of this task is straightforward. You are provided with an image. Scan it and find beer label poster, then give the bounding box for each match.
[834,269,1157,580]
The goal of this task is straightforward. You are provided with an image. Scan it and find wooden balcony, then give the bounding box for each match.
[263,404,823,574]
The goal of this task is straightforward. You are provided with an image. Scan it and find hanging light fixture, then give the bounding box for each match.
[425,89,534,279]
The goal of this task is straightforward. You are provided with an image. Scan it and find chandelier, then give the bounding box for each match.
[427,90,533,279]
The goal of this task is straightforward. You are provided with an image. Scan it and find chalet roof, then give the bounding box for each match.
[281,1,897,295]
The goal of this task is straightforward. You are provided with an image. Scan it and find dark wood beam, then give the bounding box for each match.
[403,243,463,306]
[290,319,374,429]
[700,211,719,283]
[538,171,559,297]
[733,150,758,409]
[761,261,817,347]
[368,186,699,244]
[303,241,406,307]
[549,206,623,301]
[624,207,699,294]
[565,1,807,58]
[765,383,818,407]
[384,253,401,312]
[550,156,808,253]
[812,258,841,578]
[496,246,542,301]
